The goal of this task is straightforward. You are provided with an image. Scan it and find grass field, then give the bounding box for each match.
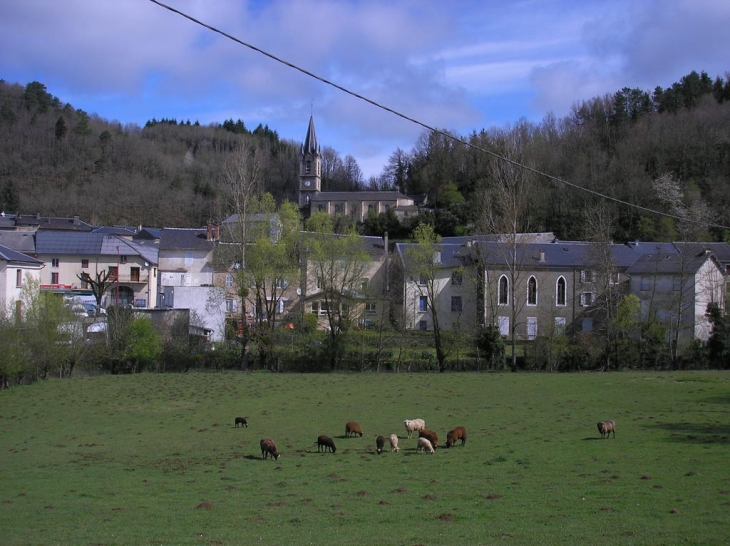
[1,371,729,545]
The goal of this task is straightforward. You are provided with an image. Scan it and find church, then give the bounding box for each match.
[298,116,419,223]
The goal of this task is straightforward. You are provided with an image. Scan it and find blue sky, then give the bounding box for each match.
[1,0,728,179]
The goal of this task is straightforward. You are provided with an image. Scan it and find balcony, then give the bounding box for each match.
[108,273,150,284]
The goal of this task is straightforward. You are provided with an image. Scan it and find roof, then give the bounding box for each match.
[0,231,36,254]
[159,228,214,252]
[310,191,413,203]
[301,116,319,157]
[15,214,93,231]
[0,243,43,265]
[35,231,158,264]
[624,251,719,276]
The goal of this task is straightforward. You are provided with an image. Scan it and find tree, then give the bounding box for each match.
[472,129,534,371]
[77,269,114,310]
[218,139,263,369]
[240,198,301,369]
[406,223,450,372]
[303,226,372,370]
[123,316,162,373]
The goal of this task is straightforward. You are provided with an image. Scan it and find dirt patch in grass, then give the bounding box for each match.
[196,502,213,509]
[437,513,455,521]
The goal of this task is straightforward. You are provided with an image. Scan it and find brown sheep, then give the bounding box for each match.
[260,437,280,460]
[445,426,467,448]
[376,435,386,454]
[418,429,439,449]
[345,421,363,438]
[389,433,400,453]
[234,416,248,428]
[317,435,336,453]
[597,419,616,439]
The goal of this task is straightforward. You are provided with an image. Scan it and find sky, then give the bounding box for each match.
[1,0,729,180]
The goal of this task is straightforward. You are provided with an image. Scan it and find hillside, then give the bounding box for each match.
[2,71,730,241]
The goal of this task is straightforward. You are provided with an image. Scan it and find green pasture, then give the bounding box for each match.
[1,371,728,545]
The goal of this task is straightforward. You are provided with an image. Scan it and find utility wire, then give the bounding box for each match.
[150,0,730,232]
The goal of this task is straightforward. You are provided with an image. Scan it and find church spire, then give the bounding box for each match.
[301,115,319,156]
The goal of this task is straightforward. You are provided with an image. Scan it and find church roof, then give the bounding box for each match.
[301,116,319,156]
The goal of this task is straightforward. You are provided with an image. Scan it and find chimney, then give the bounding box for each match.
[539,250,546,262]
[207,223,213,241]
[73,215,80,226]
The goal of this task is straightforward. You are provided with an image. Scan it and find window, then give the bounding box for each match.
[130,267,140,282]
[15,269,22,288]
[608,271,620,285]
[556,277,566,306]
[554,317,566,335]
[51,272,59,284]
[580,270,595,283]
[498,316,509,336]
[365,302,376,314]
[527,317,537,340]
[419,296,428,312]
[451,271,463,286]
[419,320,428,331]
[451,296,462,313]
[361,279,368,291]
[527,276,537,306]
[51,258,59,268]
[81,259,89,269]
[418,274,427,285]
[318,205,323,211]
[306,160,311,174]
[225,275,233,288]
[120,255,128,264]
[108,266,118,280]
[316,278,322,289]
[498,276,509,305]
[582,318,593,331]
[225,299,238,313]
[640,276,652,291]
[580,292,595,306]
[311,301,319,314]
[335,204,341,214]
[276,278,288,289]
[80,278,88,289]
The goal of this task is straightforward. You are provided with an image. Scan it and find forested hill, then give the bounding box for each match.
[1,71,730,241]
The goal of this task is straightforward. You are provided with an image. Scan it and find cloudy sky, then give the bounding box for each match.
[1,0,728,179]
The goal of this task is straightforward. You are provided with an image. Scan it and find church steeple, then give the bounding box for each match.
[299,116,321,207]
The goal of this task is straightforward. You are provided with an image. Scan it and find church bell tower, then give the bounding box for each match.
[299,116,322,208]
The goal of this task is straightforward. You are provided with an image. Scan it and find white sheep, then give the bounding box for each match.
[403,418,426,439]
[389,433,400,453]
[417,437,434,454]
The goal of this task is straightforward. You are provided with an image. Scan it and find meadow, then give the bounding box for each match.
[1,371,728,545]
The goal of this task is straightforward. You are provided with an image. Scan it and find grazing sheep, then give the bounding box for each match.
[345,421,363,438]
[376,435,386,455]
[597,419,616,439]
[260,438,280,460]
[317,435,337,453]
[418,429,439,449]
[417,437,435,454]
[234,416,248,428]
[445,426,467,448]
[389,433,400,453]
[403,418,426,439]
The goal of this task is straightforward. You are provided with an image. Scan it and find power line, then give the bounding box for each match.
[150,0,730,232]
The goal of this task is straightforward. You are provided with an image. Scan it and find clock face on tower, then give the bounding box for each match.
[304,180,311,187]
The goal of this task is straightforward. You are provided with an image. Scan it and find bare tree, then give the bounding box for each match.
[473,130,534,371]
